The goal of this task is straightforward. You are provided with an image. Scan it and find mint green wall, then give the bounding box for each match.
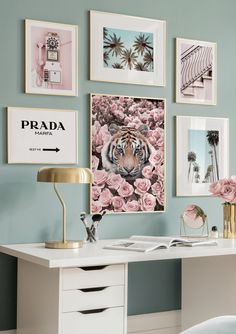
[0,0,236,330]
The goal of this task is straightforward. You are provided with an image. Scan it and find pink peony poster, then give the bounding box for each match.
[91,94,165,214]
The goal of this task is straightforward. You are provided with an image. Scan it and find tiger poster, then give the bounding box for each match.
[91,94,165,214]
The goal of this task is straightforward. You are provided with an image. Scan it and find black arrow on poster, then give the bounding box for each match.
[42,148,60,152]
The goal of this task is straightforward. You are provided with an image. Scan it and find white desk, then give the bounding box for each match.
[1,238,236,333]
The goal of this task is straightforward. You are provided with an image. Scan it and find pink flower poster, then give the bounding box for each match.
[91,94,165,214]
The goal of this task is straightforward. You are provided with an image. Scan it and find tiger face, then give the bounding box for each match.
[101,124,154,180]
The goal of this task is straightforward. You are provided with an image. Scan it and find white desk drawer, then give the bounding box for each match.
[62,285,124,312]
[62,307,124,334]
[62,264,125,290]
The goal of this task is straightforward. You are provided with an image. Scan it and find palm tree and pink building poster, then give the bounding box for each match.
[90,11,166,86]
[176,116,229,196]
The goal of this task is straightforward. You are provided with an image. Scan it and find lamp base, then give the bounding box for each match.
[45,240,83,249]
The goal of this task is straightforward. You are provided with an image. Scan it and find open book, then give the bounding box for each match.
[104,235,218,253]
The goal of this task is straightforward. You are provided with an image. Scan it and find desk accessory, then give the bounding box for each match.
[80,211,106,242]
[37,167,92,249]
[180,204,209,237]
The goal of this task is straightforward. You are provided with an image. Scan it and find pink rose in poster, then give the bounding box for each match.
[140,193,156,211]
[112,196,126,212]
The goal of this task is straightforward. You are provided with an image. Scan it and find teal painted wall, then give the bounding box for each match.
[0,0,236,330]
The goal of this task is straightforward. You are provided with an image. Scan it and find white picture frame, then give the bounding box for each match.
[7,107,78,164]
[90,11,166,86]
[176,116,229,196]
[176,38,217,105]
[25,19,78,96]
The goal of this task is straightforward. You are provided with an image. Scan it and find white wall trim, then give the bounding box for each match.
[128,310,181,334]
[1,310,181,334]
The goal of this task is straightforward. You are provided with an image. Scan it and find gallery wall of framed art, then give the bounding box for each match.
[4,9,227,209]
[1,0,236,331]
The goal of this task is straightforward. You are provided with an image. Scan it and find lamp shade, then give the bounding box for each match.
[37,167,92,184]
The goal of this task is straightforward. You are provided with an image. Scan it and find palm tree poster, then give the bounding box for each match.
[103,27,154,72]
[176,116,229,196]
[188,130,219,184]
[90,11,166,86]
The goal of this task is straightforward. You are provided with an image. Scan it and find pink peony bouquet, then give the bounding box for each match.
[209,177,236,203]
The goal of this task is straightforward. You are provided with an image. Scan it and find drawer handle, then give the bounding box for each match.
[79,308,107,314]
[80,266,107,271]
[80,287,107,293]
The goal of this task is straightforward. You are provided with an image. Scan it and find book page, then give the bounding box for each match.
[130,235,187,247]
[130,235,217,247]
[104,239,168,252]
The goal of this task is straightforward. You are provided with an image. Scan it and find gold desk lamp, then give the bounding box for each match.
[37,167,92,249]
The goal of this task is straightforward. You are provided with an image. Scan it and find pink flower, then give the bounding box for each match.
[140,193,156,211]
[153,165,164,181]
[92,123,111,153]
[134,178,151,195]
[142,166,154,179]
[119,96,125,103]
[157,192,165,206]
[117,181,134,198]
[139,113,149,123]
[93,170,108,187]
[126,200,140,212]
[151,181,164,196]
[92,155,100,171]
[106,173,124,190]
[113,109,125,120]
[91,201,103,214]
[111,103,117,112]
[99,188,113,207]
[209,178,236,203]
[209,180,224,196]
[92,186,102,200]
[221,184,236,203]
[111,196,125,212]
[148,128,164,150]
[149,151,164,167]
